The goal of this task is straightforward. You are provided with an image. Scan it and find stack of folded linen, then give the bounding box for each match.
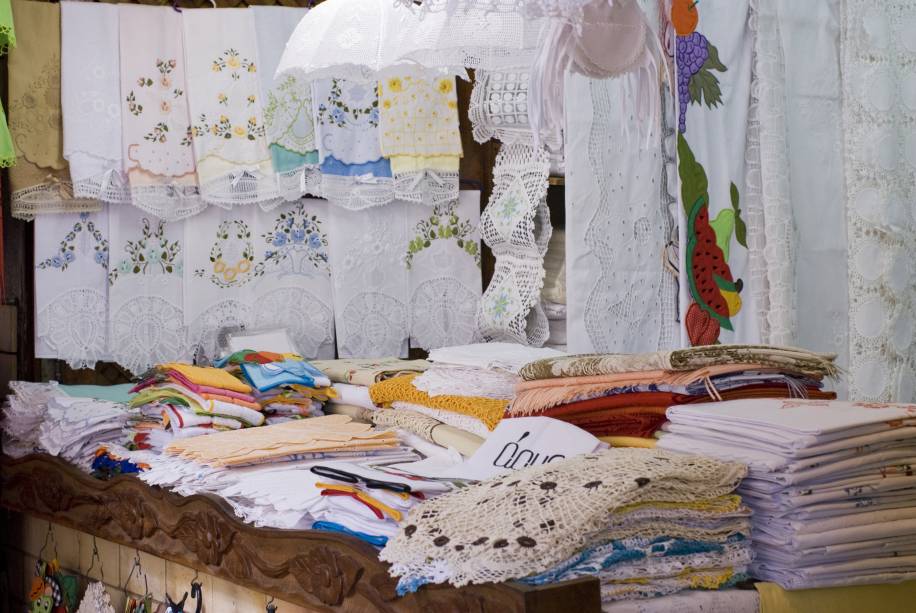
[511,345,838,442]
[381,448,752,603]
[307,463,453,547]
[219,351,336,423]
[37,395,136,470]
[128,362,265,450]
[164,414,401,467]
[313,357,431,418]
[1,381,61,457]
[658,398,916,589]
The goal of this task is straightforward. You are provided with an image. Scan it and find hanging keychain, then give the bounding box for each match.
[266,595,278,613]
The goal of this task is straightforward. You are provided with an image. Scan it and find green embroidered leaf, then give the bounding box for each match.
[677,133,708,214]
[705,43,727,73]
[691,69,724,108]
[730,182,747,248]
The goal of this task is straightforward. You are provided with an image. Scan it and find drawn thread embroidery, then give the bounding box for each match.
[37,213,109,271]
[109,218,181,284]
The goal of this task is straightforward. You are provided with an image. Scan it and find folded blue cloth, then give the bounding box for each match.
[240,359,331,391]
[312,521,388,547]
[59,384,134,404]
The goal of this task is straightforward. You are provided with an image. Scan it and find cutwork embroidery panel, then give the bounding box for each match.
[35,210,110,369]
[108,205,189,376]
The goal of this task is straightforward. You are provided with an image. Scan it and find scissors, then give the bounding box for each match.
[310,465,412,494]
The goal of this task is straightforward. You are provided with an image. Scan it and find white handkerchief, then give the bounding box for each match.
[61,2,129,204]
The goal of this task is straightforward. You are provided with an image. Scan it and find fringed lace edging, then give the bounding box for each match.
[129,184,208,222]
[198,171,282,209]
[274,164,323,203]
[11,183,101,221]
[394,170,460,207]
[320,174,395,210]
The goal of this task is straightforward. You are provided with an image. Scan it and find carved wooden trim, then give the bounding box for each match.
[2,455,601,611]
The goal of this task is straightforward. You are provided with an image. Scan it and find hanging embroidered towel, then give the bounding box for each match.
[477,141,552,346]
[675,0,760,347]
[406,191,482,351]
[378,71,462,206]
[250,5,320,202]
[247,198,335,358]
[108,206,189,376]
[312,78,393,209]
[328,201,410,357]
[841,0,916,401]
[0,0,15,53]
[62,2,129,204]
[34,209,110,369]
[182,8,279,208]
[183,199,335,360]
[183,204,258,360]
[8,0,98,220]
[119,4,203,221]
[563,71,672,354]
[0,0,13,169]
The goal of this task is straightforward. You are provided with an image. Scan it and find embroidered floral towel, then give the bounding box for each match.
[108,206,189,376]
[183,199,335,360]
[378,71,462,206]
[251,5,320,202]
[312,78,393,209]
[62,2,129,204]
[183,8,278,208]
[119,4,203,221]
[407,191,481,351]
[8,0,98,220]
[675,0,760,346]
[34,210,110,369]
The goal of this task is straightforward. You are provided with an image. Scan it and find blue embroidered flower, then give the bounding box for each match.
[291,228,306,243]
[273,232,288,247]
[368,107,379,124]
[330,106,345,124]
[265,250,275,259]
[308,233,321,249]
[50,255,63,268]
[94,251,107,266]
[63,251,76,264]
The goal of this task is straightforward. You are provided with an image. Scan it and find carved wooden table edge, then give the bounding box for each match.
[1,454,601,612]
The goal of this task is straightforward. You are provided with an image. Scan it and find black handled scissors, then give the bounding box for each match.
[310,465,412,494]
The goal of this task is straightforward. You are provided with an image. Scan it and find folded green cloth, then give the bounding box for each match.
[59,383,135,404]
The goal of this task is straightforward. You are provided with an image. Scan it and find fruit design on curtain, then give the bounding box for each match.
[673,0,747,346]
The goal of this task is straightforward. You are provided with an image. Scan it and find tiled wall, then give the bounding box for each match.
[3,512,313,612]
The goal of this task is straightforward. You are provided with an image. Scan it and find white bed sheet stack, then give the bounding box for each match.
[38,396,134,470]
[658,398,916,589]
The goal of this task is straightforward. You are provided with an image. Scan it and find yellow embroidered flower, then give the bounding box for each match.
[224,267,238,282]
[214,258,226,274]
[211,61,221,72]
[248,116,257,125]
[387,77,403,92]
[210,125,219,135]
[247,95,256,105]
[447,100,457,110]
[233,125,246,137]
[247,63,256,73]
[437,78,453,94]
[227,55,241,69]
[219,115,229,124]
[218,93,228,104]
[382,99,392,109]
[237,259,251,273]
